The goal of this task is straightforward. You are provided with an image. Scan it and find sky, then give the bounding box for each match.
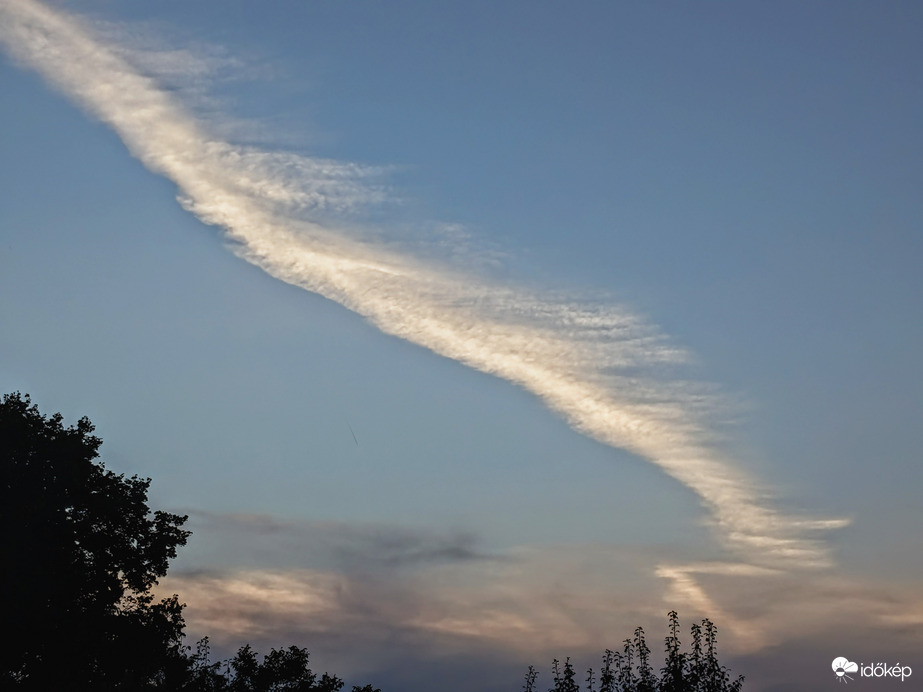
[1,1,921,690]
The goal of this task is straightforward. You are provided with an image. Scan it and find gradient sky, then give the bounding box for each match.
[1,2,921,690]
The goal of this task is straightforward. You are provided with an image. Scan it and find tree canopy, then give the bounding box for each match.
[1,392,191,689]
[0,392,380,691]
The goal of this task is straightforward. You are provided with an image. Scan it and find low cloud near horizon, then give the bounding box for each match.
[157,511,923,691]
[158,514,923,692]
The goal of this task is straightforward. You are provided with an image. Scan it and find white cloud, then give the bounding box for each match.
[0,0,846,576]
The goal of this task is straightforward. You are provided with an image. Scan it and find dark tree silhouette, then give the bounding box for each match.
[227,644,345,692]
[1,393,381,692]
[528,612,744,692]
[1,392,191,689]
[185,638,376,692]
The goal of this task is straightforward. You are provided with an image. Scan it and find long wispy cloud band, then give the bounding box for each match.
[0,0,846,570]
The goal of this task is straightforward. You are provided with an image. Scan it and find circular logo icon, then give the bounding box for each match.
[832,657,858,682]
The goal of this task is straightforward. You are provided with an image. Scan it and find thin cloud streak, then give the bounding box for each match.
[0,0,845,568]
[184,511,502,570]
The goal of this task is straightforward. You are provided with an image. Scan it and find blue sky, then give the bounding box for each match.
[1,1,922,689]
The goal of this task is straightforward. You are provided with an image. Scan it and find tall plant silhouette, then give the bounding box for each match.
[525,612,744,692]
[660,611,685,692]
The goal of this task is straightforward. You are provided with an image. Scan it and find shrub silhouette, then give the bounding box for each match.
[525,611,744,692]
